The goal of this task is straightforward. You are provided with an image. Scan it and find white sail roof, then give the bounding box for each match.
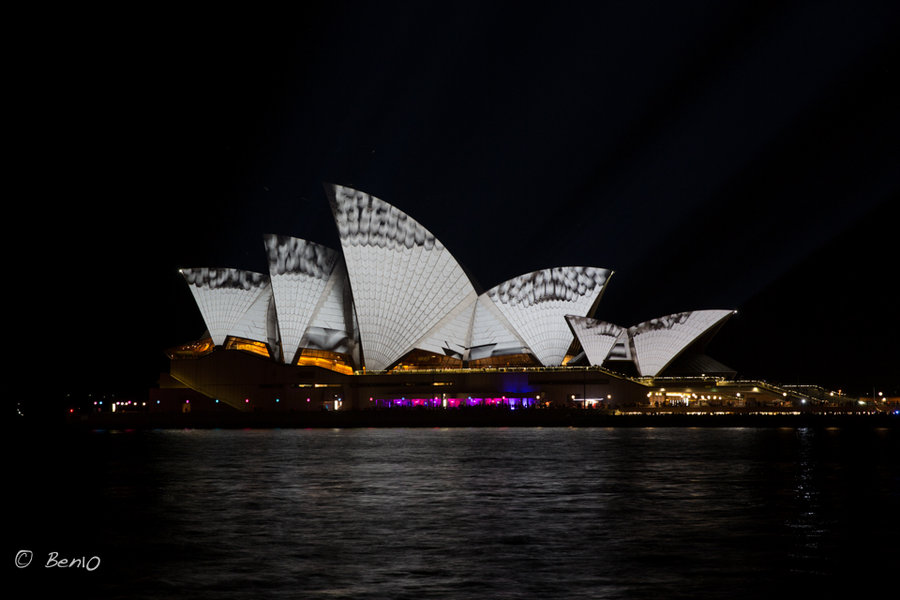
[178,187,741,378]
[628,309,736,376]
[180,268,271,346]
[485,267,612,366]
[264,235,340,363]
[469,293,530,357]
[326,184,477,371]
[564,316,624,366]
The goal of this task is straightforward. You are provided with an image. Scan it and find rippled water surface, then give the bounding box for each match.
[11,427,898,598]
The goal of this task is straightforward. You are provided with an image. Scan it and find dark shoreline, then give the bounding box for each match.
[52,409,899,430]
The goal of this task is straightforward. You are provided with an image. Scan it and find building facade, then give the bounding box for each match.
[169,184,736,410]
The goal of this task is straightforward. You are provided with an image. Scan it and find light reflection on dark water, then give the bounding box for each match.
[11,427,898,599]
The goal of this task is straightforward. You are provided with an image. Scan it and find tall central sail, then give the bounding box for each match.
[326,184,477,371]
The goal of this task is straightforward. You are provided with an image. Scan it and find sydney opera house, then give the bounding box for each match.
[164,184,749,413]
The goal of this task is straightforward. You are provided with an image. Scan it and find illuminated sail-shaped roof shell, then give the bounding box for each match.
[264,234,339,363]
[564,316,624,366]
[470,294,530,357]
[180,268,271,346]
[327,184,477,371]
[228,280,274,345]
[413,293,478,358]
[301,259,359,355]
[628,309,735,377]
[607,331,634,362]
[306,260,351,333]
[485,267,612,366]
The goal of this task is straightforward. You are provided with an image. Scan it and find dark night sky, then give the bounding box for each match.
[16,2,898,397]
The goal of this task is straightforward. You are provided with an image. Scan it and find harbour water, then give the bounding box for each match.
[10,426,898,598]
